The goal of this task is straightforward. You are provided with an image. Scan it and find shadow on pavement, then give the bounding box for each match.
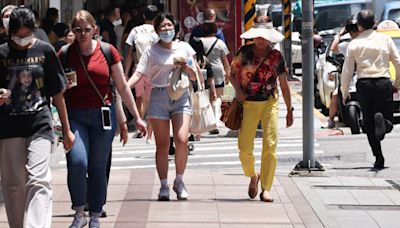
[331,167,373,170]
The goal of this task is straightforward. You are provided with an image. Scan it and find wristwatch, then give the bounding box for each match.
[288,107,294,112]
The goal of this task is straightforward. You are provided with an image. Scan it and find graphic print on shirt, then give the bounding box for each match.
[4,64,46,115]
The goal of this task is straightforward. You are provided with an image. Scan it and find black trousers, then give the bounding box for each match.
[356,78,393,157]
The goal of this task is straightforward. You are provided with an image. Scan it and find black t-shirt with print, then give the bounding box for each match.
[0,40,67,141]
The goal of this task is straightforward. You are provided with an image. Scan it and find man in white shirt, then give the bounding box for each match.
[341,10,400,169]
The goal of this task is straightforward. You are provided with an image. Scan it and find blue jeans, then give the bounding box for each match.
[66,105,116,213]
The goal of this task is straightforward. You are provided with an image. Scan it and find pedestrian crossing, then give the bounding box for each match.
[53,136,330,173]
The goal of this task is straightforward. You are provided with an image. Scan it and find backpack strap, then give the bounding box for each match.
[99,41,116,98]
[60,44,71,68]
[61,42,114,70]
[205,38,219,57]
[99,41,113,74]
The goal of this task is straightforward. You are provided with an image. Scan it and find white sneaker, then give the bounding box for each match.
[89,212,101,228]
[89,218,99,228]
[69,212,87,228]
[173,180,189,200]
[158,185,170,201]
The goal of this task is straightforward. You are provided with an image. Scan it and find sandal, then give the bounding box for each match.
[260,190,274,202]
[248,174,259,199]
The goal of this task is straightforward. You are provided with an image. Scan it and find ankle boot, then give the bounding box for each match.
[374,156,385,169]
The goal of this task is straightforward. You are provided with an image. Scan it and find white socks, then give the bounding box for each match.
[161,175,183,187]
[175,174,183,183]
[160,178,168,187]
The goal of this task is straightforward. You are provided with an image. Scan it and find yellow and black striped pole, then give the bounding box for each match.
[283,0,291,39]
[282,0,293,80]
[244,0,256,32]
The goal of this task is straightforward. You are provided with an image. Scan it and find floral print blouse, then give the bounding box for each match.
[231,44,286,101]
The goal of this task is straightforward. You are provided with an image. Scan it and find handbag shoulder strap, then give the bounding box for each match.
[251,47,272,82]
[254,55,268,78]
[77,45,108,106]
[205,38,218,57]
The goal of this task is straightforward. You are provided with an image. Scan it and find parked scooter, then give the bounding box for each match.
[327,54,364,134]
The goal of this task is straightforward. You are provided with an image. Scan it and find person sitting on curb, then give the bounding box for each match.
[326,15,360,129]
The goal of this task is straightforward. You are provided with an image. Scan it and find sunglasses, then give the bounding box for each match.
[73,27,93,34]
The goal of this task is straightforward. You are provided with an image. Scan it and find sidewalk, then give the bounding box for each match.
[2,169,399,227]
[1,81,400,227]
[47,169,322,228]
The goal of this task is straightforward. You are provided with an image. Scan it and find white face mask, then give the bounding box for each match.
[11,35,34,47]
[113,18,122,26]
[2,18,9,29]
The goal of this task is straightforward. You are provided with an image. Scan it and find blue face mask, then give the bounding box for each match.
[159,30,175,43]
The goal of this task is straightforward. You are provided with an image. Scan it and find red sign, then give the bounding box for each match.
[179,0,240,60]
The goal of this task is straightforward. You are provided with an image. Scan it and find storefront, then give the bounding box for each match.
[1,0,242,54]
[175,0,241,58]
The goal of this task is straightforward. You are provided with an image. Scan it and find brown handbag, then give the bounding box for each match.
[220,98,242,130]
[220,54,268,130]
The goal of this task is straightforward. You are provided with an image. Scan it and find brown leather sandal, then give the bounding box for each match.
[248,174,259,199]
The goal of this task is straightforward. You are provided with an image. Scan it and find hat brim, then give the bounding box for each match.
[240,27,284,43]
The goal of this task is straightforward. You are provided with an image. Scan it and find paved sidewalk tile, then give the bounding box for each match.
[369,211,400,228]
[331,210,378,228]
[315,189,358,205]
[382,189,400,204]
[350,190,394,205]
[292,176,400,228]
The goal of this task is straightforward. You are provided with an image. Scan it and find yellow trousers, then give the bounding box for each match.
[238,98,279,191]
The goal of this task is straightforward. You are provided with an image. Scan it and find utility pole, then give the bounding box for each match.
[292,0,324,173]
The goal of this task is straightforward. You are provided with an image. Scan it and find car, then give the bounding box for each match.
[376,28,400,116]
[380,1,400,24]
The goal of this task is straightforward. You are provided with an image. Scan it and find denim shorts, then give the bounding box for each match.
[146,87,192,120]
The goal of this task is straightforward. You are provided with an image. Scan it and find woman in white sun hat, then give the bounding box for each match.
[229,22,294,202]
